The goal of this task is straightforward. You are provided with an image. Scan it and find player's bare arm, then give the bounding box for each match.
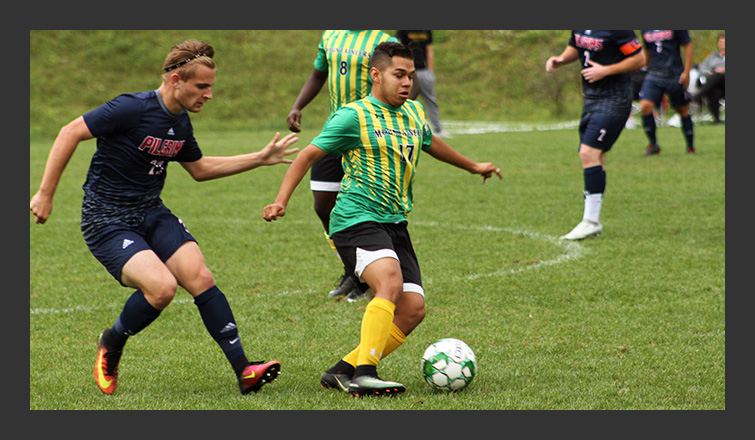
[181,132,299,181]
[426,136,502,183]
[545,46,579,72]
[287,68,328,132]
[581,51,646,83]
[263,143,328,221]
[30,116,94,224]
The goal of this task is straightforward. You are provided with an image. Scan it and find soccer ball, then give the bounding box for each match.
[421,338,476,391]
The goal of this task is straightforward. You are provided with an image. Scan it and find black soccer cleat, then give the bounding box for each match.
[348,375,405,397]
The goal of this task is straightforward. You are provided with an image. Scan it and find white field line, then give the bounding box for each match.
[411,220,586,281]
[31,221,584,316]
[442,120,579,135]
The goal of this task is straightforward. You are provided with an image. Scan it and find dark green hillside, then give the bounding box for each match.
[30,30,723,138]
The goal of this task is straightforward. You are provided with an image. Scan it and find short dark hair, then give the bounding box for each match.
[369,41,413,72]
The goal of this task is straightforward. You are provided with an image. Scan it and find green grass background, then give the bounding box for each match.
[29,30,725,410]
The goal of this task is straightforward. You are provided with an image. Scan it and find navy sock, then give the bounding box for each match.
[194,286,248,371]
[681,115,694,149]
[583,165,605,195]
[642,114,657,146]
[110,290,162,349]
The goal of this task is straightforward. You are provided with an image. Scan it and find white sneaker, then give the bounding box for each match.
[560,220,602,240]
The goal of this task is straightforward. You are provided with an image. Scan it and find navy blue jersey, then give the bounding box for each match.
[569,30,642,99]
[80,90,202,234]
[641,30,690,78]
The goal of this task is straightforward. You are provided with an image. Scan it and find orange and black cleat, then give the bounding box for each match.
[94,330,122,395]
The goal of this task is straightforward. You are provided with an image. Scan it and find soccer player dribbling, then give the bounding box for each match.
[264,41,502,397]
[30,39,299,395]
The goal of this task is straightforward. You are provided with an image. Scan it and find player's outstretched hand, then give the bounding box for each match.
[474,163,503,184]
[259,132,300,166]
[263,203,286,222]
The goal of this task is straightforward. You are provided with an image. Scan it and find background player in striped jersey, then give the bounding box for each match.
[30,39,299,395]
[265,42,502,396]
[639,30,695,155]
[546,30,645,241]
[286,30,397,301]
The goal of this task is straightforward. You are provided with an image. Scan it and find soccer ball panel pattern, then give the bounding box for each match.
[421,338,477,391]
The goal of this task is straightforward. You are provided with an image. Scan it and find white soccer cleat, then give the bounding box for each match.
[560,220,602,240]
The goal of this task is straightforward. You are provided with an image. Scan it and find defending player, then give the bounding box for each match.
[546,30,645,240]
[287,30,398,301]
[30,40,299,395]
[264,42,502,396]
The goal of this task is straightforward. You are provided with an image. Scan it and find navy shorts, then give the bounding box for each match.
[84,205,196,285]
[331,221,424,296]
[310,153,343,192]
[639,74,690,109]
[579,110,629,152]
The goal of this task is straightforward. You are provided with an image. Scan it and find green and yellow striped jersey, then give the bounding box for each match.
[312,95,433,235]
[314,30,398,114]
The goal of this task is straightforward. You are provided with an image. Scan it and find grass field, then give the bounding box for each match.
[29,120,725,410]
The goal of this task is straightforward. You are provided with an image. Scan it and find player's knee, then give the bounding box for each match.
[377,279,404,304]
[186,266,216,296]
[639,100,654,115]
[145,278,178,309]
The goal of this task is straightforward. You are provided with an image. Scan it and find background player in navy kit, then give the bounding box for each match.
[546,30,645,240]
[639,30,695,155]
[29,40,299,395]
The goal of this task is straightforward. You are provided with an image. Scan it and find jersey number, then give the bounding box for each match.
[149,160,166,175]
[399,144,415,163]
[339,61,349,75]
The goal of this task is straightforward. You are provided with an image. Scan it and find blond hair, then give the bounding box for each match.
[161,40,215,81]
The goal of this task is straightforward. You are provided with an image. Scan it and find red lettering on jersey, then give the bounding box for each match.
[139,136,186,157]
[169,140,185,156]
[575,34,604,51]
[158,139,174,155]
[138,136,159,151]
[643,30,673,43]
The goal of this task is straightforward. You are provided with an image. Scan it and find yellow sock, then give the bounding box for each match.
[343,322,406,367]
[356,298,395,366]
[383,323,407,356]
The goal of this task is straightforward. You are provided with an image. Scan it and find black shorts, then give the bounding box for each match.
[331,221,424,296]
[310,153,343,192]
[83,204,196,285]
[579,93,631,152]
[578,110,629,152]
[639,73,690,109]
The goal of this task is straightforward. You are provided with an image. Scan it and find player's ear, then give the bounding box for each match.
[168,71,183,89]
[369,66,381,84]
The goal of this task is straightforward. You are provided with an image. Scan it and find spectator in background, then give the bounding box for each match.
[693,32,725,124]
[396,30,450,138]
